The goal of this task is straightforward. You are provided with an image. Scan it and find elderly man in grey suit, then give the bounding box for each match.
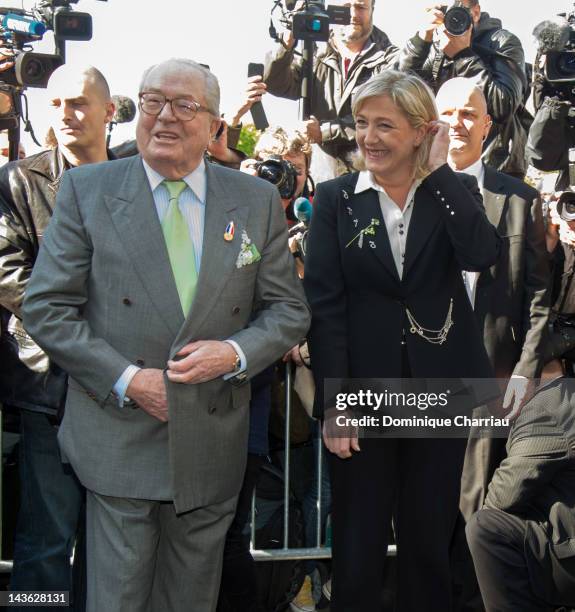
[22,58,310,612]
[436,77,550,611]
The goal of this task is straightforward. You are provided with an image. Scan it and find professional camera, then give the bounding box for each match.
[440,2,472,37]
[256,155,299,200]
[557,148,575,221]
[0,1,105,88]
[271,0,350,43]
[534,3,575,84]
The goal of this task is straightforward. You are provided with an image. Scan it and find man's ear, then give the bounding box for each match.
[483,113,492,141]
[210,117,222,140]
[105,101,115,124]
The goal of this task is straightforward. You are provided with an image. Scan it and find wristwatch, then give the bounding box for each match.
[232,351,242,374]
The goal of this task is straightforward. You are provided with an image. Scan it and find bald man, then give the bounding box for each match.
[0,64,115,606]
[436,77,550,611]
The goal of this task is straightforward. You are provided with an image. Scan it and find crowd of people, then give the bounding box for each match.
[0,1,575,611]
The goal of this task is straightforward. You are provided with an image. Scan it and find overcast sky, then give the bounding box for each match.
[0,0,571,153]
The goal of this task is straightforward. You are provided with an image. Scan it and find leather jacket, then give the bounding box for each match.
[398,12,531,177]
[0,146,114,417]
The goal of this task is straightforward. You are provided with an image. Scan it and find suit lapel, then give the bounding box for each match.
[347,185,399,283]
[482,165,507,231]
[104,155,184,338]
[403,184,441,278]
[172,163,249,351]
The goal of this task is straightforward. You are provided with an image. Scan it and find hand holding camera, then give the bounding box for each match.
[419,3,473,57]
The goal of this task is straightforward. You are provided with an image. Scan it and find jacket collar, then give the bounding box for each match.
[27,145,117,185]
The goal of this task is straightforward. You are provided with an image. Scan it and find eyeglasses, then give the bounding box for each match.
[138,92,211,121]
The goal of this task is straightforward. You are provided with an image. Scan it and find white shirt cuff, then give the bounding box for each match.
[223,339,247,380]
[113,365,141,407]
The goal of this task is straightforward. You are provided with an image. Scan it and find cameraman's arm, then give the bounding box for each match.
[264,40,303,101]
[526,97,570,172]
[454,31,525,121]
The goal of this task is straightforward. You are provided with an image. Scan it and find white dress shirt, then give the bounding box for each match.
[355,171,422,279]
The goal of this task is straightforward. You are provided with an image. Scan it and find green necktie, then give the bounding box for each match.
[161,180,198,316]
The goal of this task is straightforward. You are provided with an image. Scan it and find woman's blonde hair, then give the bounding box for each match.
[351,70,438,180]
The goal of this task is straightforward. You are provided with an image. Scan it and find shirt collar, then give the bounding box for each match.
[142,158,207,204]
[451,157,484,184]
[355,171,422,204]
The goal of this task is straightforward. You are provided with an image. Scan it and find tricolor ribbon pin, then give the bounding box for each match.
[224,221,235,242]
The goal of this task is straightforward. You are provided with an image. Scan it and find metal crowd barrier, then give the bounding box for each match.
[0,365,396,577]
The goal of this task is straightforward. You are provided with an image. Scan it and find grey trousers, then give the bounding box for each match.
[86,490,237,612]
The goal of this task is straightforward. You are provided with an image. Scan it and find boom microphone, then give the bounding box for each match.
[533,20,571,53]
[111,95,136,124]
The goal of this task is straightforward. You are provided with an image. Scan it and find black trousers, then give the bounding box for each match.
[328,436,467,612]
[466,508,575,612]
[217,454,266,612]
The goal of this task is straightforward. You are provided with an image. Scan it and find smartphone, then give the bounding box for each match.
[247,63,269,131]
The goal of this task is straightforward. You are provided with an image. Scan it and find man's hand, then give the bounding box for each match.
[283,343,304,366]
[207,121,243,166]
[231,76,268,127]
[323,408,360,459]
[426,120,450,172]
[439,24,473,58]
[240,158,258,177]
[126,368,168,422]
[418,5,445,42]
[502,377,535,421]
[0,47,14,72]
[166,340,237,384]
[301,115,322,144]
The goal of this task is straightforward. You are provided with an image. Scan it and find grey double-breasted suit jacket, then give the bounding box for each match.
[22,154,310,513]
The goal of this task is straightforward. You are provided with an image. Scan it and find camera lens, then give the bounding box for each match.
[444,5,472,36]
[558,191,575,221]
[23,58,44,80]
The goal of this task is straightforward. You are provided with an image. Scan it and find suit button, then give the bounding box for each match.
[232,306,240,315]
[122,297,132,306]
[136,359,145,367]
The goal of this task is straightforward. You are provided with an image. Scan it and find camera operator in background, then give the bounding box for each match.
[264,0,398,182]
[398,1,530,178]
[526,7,575,191]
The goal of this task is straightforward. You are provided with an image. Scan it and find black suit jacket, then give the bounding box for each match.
[304,164,501,417]
[472,166,550,379]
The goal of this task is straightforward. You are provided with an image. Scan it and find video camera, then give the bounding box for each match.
[271,0,350,44]
[534,3,575,84]
[557,148,575,222]
[0,0,105,89]
[440,2,473,37]
[0,0,105,157]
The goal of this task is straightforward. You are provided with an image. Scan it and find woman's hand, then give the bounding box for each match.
[322,408,360,459]
[426,120,450,173]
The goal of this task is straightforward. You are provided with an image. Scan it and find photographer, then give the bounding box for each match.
[263,0,398,182]
[526,11,575,191]
[0,64,115,606]
[398,1,530,178]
